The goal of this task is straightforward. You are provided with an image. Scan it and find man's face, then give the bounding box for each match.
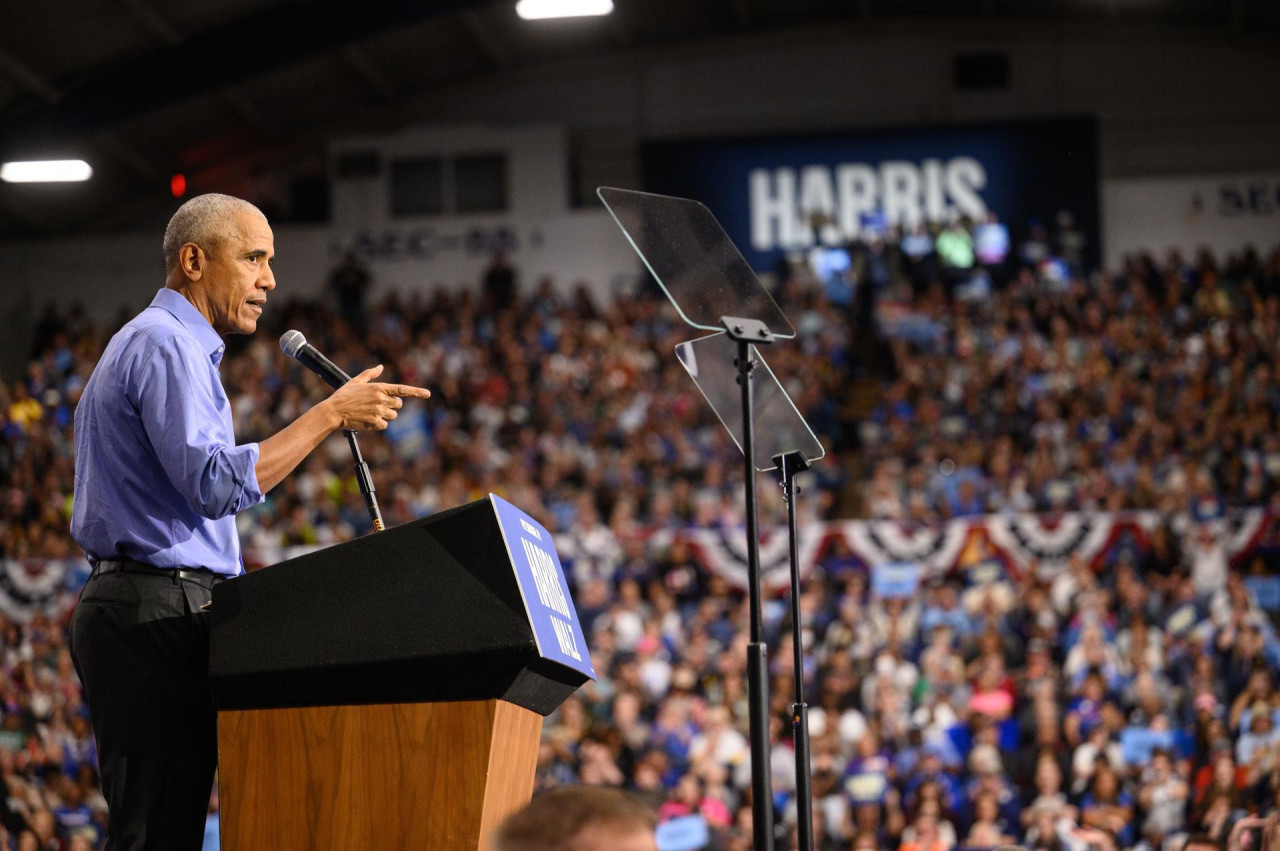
[199,209,275,335]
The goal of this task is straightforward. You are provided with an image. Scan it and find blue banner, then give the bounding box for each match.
[1120,726,1178,765]
[872,562,922,599]
[655,816,711,851]
[490,494,595,681]
[641,118,1099,271]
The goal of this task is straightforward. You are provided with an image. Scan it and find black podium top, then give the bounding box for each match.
[209,498,590,716]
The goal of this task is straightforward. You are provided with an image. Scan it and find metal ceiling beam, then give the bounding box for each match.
[0,48,158,184]
[0,46,58,104]
[113,0,183,47]
[220,87,285,140]
[337,46,397,102]
[461,10,513,71]
[0,0,489,155]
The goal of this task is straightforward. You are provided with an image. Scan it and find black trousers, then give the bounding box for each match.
[69,567,221,851]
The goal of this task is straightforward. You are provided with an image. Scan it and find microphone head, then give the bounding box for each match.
[279,330,307,358]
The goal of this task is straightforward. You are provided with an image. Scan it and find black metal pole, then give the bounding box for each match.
[777,450,813,851]
[735,336,776,851]
[345,430,384,532]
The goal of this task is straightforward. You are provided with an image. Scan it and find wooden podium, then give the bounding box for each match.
[209,497,593,851]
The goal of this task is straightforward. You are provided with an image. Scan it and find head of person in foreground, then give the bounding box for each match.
[493,785,658,851]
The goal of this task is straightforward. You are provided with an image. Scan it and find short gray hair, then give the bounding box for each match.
[162,193,265,270]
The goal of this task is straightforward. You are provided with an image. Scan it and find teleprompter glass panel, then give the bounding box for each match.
[675,332,824,473]
[599,187,795,339]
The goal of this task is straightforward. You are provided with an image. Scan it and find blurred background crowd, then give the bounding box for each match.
[1,211,1279,849]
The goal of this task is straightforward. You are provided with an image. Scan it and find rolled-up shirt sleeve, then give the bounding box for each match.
[128,333,264,520]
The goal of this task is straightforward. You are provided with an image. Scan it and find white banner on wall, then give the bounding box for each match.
[324,212,638,301]
[1104,171,1280,270]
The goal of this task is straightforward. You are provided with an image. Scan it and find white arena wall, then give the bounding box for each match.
[1103,171,1280,270]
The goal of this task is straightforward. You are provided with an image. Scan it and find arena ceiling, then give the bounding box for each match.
[0,0,1273,241]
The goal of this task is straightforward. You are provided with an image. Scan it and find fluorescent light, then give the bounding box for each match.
[0,160,93,183]
[516,0,613,20]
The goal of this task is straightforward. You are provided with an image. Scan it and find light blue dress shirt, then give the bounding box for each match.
[71,288,264,575]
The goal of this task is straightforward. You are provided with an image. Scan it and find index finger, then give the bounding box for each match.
[387,384,432,399]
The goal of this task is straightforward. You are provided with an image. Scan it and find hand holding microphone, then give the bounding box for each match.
[280,330,431,432]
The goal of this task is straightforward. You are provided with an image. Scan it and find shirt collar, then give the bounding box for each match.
[149,288,227,365]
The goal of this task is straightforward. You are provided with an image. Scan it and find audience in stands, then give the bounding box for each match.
[0,213,1278,849]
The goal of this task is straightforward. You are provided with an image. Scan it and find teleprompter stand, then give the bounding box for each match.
[775,449,814,851]
[675,329,825,851]
[722,315,777,850]
[600,187,825,851]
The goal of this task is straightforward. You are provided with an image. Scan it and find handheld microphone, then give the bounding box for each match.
[279,329,385,531]
[279,330,350,390]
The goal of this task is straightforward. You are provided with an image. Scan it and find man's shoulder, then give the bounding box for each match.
[112,308,202,360]
[95,311,206,395]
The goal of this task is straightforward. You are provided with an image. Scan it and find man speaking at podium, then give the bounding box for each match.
[68,193,431,850]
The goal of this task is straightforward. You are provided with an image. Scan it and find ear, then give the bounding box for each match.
[179,243,204,281]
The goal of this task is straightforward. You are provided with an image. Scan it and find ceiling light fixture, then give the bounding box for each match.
[516,0,613,20]
[0,160,93,183]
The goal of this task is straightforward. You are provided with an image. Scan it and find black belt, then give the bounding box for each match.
[92,558,228,589]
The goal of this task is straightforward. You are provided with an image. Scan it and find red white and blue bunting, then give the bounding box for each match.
[840,519,971,575]
[0,558,90,622]
[649,508,1274,592]
[8,510,1276,622]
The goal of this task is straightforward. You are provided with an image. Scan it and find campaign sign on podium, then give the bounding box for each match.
[490,494,595,681]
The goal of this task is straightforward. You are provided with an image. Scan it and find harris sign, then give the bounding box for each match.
[490,493,595,681]
[641,117,1099,270]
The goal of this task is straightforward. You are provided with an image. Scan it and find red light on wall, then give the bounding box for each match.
[170,173,187,198]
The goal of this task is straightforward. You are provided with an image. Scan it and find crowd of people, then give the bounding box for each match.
[0,608,103,849]
[848,221,1280,522]
[0,210,1278,848]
